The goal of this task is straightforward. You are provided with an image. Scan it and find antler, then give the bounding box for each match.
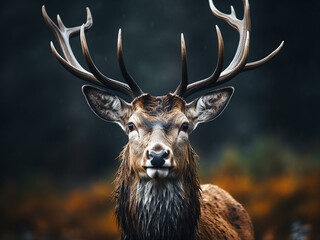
[42,6,143,99]
[175,0,284,98]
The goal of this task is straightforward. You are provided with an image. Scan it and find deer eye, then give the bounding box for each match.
[181,123,189,132]
[128,123,136,132]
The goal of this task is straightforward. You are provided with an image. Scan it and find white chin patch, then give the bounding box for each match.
[146,168,169,178]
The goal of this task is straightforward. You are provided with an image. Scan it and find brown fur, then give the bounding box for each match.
[132,93,185,115]
[198,185,254,239]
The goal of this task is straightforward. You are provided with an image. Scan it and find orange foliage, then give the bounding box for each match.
[0,181,120,240]
[211,169,320,239]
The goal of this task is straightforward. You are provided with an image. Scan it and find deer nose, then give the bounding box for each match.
[148,150,168,168]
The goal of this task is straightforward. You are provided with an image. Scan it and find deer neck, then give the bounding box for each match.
[114,144,201,240]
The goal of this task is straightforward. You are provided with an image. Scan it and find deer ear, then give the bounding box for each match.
[82,85,131,129]
[186,87,234,129]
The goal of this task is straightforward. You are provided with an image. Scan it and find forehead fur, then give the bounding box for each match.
[132,93,185,116]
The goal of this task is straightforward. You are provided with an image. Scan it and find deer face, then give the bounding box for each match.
[82,85,234,179]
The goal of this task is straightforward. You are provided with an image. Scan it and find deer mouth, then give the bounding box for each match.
[143,167,173,179]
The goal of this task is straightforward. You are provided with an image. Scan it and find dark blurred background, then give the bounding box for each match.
[1,0,319,239]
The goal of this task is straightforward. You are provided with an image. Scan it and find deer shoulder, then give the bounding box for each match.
[198,184,254,240]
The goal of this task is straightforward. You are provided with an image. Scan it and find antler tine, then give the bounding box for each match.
[117,29,143,97]
[42,6,143,99]
[244,41,284,71]
[174,34,188,97]
[181,26,225,97]
[80,25,135,98]
[68,7,93,38]
[56,14,66,30]
[208,0,250,84]
[209,0,243,31]
[54,8,93,38]
[49,41,104,86]
[179,0,283,99]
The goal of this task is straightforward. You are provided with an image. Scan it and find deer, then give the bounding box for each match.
[42,0,283,239]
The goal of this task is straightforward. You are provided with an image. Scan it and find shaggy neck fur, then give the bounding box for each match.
[114,144,201,240]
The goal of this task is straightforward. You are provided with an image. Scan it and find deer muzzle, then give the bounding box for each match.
[142,144,173,178]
